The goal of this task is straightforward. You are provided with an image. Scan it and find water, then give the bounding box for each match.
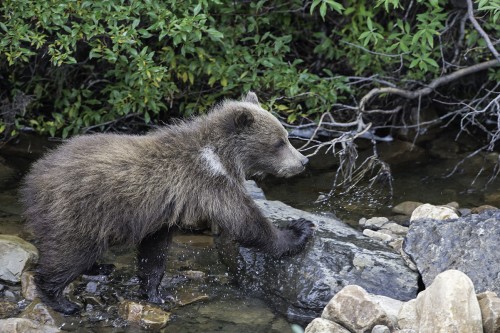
[259,145,500,226]
[1,134,500,331]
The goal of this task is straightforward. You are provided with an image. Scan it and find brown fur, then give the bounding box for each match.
[20,92,314,314]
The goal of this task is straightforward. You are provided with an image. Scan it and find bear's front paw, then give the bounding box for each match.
[288,218,315,241]
[276,218,315,257]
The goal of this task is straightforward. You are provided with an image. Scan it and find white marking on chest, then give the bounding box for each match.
[200,147,227,176]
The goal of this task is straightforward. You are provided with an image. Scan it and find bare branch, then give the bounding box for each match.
[360,59,499,112]
[465,0,500,61]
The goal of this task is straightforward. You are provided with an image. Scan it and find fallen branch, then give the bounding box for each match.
[359,59,499,112]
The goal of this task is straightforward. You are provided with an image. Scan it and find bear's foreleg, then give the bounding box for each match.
[137,225,174,304]
[215,194,315,258]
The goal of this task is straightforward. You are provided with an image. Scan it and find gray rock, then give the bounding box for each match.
[118,300,171,330]
[362,229,393,243]
[403,210,500,294]
[410,203,459,222]
[21,299,63,327]
[305,318,350,333]
[383,222,408,236]
[371,325,390,333]
[0,235,38,283]
[0,318,60,333]
[217,199,419,323]
[477,291,500,333]
[471,205,497,214]
[321,285,394,332]
[359,217,389,230]
[415,270,482,333]
[392,201,423,216]
[245,180,266,200]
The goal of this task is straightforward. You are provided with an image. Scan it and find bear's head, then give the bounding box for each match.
[221,92,309,178]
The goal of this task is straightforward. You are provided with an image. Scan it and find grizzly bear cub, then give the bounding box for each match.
[20,92,314,315]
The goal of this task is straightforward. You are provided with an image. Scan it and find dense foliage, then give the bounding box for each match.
[0,0,498,139]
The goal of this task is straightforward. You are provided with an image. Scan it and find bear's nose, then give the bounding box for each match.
[301,157,309,166]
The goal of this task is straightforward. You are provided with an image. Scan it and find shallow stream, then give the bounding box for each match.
[1,133,499,332]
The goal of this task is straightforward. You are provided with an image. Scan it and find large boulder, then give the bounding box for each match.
[217,185,419,323]
[415,270,482,333]
[0,235,38,283]
[403,210,500,294]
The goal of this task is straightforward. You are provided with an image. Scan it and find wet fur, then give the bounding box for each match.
[20,93,314,314]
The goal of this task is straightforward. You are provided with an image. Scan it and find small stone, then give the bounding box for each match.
[410,203,459,222]
[85,281,98,293]
[390,215,411,227]
[118,301,170,330]
[321,285,393,332]
[305,318,350,333]
[392,202,423,216]
[0,318,60,333]
[371,325,390,333]
[0,235,39,283]
[363,229,393,242]
[21,299,63,327]
[388,238,403,252]
[477,291,500,333]
[416,270,482,333]
[3,290,16,301]
[382,222,408,236]
[360,217,389,230]
[471,205,498,214]
[445,201,460,209]
[0,301,19,319]
[183,270,206,280]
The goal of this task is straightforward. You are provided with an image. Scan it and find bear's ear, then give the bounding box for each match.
[243,91,260,105]
[234,109,255,130]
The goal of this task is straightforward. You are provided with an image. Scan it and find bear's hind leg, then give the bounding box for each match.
[137,225,174,304]
[35,244,102,315]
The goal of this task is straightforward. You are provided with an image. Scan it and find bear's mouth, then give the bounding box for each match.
[276,164,306,178]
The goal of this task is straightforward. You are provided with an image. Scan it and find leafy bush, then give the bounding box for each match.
[0,0,498,138]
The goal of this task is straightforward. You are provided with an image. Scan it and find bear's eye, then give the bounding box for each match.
[274,139,286,149]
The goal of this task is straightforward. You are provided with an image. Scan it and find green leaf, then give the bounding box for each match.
[423,57,439,67]
[367,17,373,30]
[320,2,327,20]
